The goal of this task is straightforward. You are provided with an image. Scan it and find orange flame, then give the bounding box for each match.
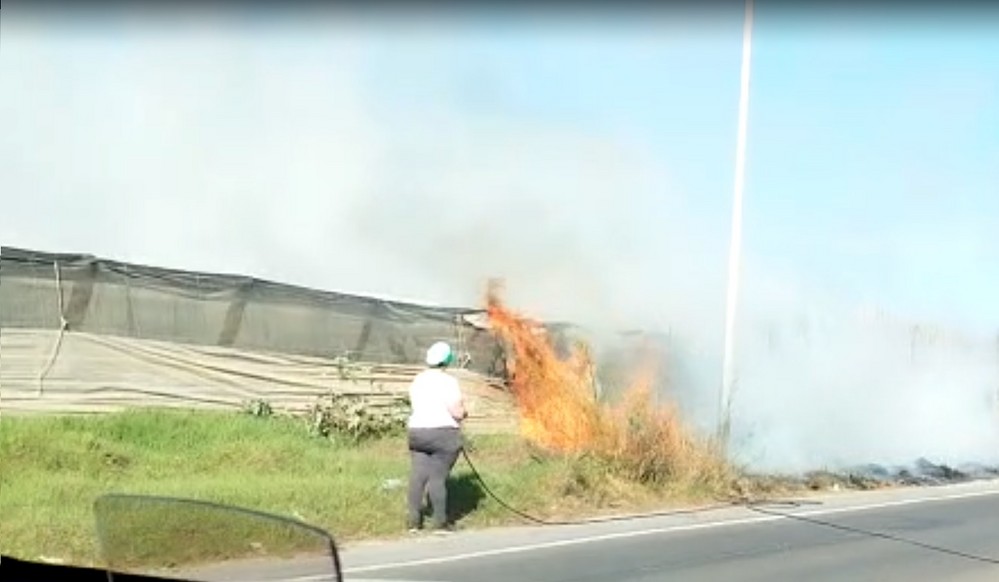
[485,281,726,484]
[485,280,602,452]
[485,280,677,453]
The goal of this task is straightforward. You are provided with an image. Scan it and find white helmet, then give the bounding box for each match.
[425,341,454,367]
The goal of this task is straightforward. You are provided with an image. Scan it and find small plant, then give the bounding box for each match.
[330,354,356,381]
[244,399,274,418]
[307,393,408,444]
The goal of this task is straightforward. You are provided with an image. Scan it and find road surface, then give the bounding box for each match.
[191,480,999,582]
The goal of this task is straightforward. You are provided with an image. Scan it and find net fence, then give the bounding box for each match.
[1,246,506,369]
[0,246,520,428]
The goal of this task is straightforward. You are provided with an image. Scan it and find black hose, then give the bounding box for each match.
[459,448,738,526]
[458,448,999,565]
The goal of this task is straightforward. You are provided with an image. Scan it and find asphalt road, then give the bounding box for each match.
[343,481,999,582]
[187,480,999,582]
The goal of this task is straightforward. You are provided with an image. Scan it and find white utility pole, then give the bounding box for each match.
[718,0,755,449]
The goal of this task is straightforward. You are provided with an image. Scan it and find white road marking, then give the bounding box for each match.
[344,486,999,574]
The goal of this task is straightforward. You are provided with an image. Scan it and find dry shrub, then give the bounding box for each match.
[306,393,408,444]
[596,359,732,490]
[484,280,731,489]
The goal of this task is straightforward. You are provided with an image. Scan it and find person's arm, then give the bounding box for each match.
[446,383,468,422]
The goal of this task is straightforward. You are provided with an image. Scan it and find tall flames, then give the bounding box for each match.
[486,282,722,480]
[484,281,723,485]
[485,281,602,452]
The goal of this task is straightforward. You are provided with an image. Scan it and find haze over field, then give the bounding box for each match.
[2,5,998,472]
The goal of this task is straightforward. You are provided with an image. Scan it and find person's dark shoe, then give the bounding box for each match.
[429,523,457,536]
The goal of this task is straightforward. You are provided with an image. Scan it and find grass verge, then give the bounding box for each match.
[0,408,749,567]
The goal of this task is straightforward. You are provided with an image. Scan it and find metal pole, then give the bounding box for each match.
[718,0,755,449]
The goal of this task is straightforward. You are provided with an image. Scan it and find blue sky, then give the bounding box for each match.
[744,14,999,329]
[1,5,997,335]
[356,7,999,331]
[426,8,999,331]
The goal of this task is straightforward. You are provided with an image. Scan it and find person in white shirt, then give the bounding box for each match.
[406,341,467,533]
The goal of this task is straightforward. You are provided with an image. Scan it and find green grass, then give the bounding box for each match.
[92,493,343,572]
[0,409,734,567]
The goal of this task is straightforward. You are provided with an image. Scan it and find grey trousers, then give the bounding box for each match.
[407,426,462,529]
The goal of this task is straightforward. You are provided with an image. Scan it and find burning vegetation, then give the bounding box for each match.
[484,280,731,488]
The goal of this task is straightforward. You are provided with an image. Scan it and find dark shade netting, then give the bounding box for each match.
[1,246,509,376]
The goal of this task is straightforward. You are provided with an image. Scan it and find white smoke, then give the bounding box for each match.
[2,7,996,473]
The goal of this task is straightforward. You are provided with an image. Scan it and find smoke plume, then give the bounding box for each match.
[2,7,997,473]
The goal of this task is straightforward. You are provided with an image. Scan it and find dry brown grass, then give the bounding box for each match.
[598,382,733,489]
